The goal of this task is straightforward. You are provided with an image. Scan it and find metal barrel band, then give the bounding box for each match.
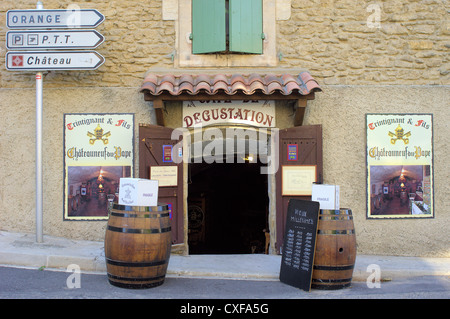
[319,215,353,220]
[108,278,165,289]
[311,282,352,290]
[107,273,166,282]
[112,203,169,212]
[106,258,167,267]
[107,225,171,234]
[317,229,355,235]
[312,278,352,284]
[313,264,355,271]
[319,209,352,215]
[110,211,170,218]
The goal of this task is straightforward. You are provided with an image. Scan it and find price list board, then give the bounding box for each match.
[279,199,320,291]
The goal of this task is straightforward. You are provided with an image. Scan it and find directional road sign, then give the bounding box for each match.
[6,9,105,29]
[6,30,105,50]
[6,51,105,71]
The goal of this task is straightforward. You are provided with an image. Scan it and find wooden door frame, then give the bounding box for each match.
[138,124,186,253]
[275,125,323,254]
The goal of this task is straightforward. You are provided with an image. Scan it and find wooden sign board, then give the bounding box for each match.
[279,199,320,292]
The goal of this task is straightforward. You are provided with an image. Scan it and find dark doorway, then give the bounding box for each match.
[188,157,269,254]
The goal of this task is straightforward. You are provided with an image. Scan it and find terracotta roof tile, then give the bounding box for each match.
[212,81,229,94]
[141,71,321,97]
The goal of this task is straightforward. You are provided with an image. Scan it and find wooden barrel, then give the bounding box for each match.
[311,208,356,290]
[104,203,171,289]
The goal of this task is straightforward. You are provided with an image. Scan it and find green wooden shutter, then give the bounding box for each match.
[192,0,226,54]
[229,0,263,54]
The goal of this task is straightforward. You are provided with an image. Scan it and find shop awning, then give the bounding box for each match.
[140,69,322,126]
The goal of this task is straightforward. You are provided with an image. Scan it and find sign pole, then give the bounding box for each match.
[35,1,43,243]
[5,1,104,240]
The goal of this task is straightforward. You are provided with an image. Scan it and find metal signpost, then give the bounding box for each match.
[5,2,105,242]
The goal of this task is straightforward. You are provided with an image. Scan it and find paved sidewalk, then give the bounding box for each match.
[0,231,449,281]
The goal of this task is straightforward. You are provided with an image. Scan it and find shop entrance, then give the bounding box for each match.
[188,156,269,254]
[139,123,323,255]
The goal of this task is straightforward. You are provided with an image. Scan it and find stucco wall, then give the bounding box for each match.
[305,85,449,257]
[0,87,155,241]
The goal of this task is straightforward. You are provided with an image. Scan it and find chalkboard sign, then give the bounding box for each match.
[279,199,320,292]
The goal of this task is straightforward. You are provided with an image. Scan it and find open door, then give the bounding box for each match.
[139,124,184,245]
[275,125,323,253]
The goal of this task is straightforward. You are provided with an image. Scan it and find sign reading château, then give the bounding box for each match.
[6,51,104,71]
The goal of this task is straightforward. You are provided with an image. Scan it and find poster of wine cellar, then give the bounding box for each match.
[63,113,134,220]
[366,114,434,219]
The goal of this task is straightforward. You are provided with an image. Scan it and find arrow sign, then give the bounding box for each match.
[6,51,105,71]
[6,30,105,50]
[6,9,104,29]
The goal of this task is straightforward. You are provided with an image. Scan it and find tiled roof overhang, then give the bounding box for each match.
[139,69,322,126]
[140,70,321,98]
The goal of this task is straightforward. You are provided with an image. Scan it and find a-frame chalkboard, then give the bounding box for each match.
[279,199,320,292]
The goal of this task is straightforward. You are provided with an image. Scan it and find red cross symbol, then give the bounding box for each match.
[12,55,23,67]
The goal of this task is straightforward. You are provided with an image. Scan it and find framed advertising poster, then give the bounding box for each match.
[366,114,434,219]
[63,113,134,220]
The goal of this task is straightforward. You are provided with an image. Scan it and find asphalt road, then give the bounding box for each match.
[0,265,447,315]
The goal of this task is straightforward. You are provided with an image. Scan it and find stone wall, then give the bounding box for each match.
[0,0,175,88]
[1,0,448,88]
[278,0,449,85]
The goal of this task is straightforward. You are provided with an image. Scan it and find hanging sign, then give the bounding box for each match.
[63,113,135,220]
[182,100,276,128]
[366,114,434,218]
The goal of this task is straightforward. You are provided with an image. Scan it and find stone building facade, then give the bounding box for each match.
[0,0,448,257]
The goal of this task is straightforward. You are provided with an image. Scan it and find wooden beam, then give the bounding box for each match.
[153,99,165,126]
[143,91,316,127]
[306,92,315,100]
[294,99,308,126]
